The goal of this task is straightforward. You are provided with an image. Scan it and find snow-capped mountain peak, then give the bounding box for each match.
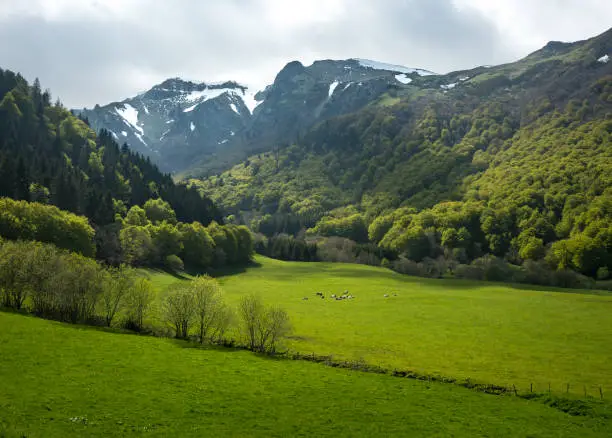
[352,58,437,76]
[79,77,259,167]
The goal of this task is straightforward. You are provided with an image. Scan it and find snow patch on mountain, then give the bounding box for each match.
[353,58,436,76]
[598,54,609,63]
[135,132,147,146]
[183,103,199,113]
[395,74,412,84]
[185,87,233,103]
[328,81,339,97]
[239,90,263,114]
[230,103,239,114]
[115,103,143,135]
[190,121,195,132]
[441,83,458,90]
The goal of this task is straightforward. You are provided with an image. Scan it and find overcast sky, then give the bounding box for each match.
[0,0,610,108]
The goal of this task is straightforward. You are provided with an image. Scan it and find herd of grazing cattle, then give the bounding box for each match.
[302,291,398,301]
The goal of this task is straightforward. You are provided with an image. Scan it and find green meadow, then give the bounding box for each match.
[1,312,611,437]
[142,256,612,396]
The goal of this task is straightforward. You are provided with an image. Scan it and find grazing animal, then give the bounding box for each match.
[302,297,309,301]
[331,294,336,298]
[384,294,389,298]
[393,293,397,297]
[343,290,349,295]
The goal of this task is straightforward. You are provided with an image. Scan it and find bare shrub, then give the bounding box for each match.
[238,294,291,353]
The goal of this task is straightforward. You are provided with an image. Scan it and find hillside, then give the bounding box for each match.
[2,311,611,437]
[193,27,612,279]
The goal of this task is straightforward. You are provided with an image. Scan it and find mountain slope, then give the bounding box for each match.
[79,78,258,172]
[193,27,612,278]
[81,59,435,173]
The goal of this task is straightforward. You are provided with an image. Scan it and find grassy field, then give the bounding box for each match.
[1,311,611,437]
[140,256,612,397]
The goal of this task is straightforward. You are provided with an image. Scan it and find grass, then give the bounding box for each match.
[1,311,611,437]
[140,256,612,397]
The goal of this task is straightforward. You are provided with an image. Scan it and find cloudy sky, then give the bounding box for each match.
[0,0,610,108]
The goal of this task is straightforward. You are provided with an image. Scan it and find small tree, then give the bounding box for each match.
[259,306,291,353]
[209,304,233,344]
[238,294,264,351]
[191,275,227,343]
[238,294,291,353]
[164,286,195,339]
[101,266,135,327]
[125,278,154,331]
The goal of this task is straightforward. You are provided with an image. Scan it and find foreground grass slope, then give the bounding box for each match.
[195,257,612,395]
[1,312,610,437]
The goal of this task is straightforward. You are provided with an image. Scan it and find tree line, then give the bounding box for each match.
[0,239,291,353]
[0,196,253,272]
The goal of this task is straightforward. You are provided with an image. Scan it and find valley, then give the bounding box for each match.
[0,4,611,436]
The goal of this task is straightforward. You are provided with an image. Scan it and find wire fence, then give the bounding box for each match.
[283,350,607,401]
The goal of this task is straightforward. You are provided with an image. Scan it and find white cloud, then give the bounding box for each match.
[0,0,609,107]
[453,0,612,54]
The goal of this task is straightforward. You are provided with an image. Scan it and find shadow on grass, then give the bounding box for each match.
[204,260,263,278]
[140,260,263,280]
[170,338,247,353]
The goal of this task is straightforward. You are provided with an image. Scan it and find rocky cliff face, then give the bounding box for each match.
[79,78,259,171]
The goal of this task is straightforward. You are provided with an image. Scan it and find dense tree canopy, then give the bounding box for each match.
[192,45,612,282]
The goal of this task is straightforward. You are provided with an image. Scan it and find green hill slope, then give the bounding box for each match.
[1,311,611,437]
[192,28,612,278]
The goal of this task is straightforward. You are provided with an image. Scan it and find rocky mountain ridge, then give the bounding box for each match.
[79,58,436,172]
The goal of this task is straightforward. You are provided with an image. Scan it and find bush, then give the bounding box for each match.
[165,254,185,273]
[0,198,95,257]
[0,240,108,322]
[596,267,610,281]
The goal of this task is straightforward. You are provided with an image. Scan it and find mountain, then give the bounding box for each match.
[191,27,612,279]
[79,59,436,173]
[78,78,259,172]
